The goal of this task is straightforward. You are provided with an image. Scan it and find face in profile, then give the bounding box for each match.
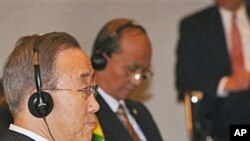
[49,48,99,141]
[103,29,152,100]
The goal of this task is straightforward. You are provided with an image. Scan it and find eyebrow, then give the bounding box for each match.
[80,72,90,81]
[127,64,149,71]
[80,71,95,84]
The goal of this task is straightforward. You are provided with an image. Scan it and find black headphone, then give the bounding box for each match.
[91,21,146,71]
[28,37,54,118]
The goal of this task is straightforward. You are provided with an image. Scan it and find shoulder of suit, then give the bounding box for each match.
[125,99,142,105]
[125,99,146,109]
[180,5,218,24]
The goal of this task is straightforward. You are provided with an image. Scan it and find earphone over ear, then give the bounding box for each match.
[28,37,54,118]
[91,53,107,71]
[91,36,114,71]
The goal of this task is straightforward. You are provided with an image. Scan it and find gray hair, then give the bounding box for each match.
[3,32,80,116]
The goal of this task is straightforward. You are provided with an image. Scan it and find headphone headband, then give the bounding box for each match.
[28,36,54,118]
[33,38,42,92]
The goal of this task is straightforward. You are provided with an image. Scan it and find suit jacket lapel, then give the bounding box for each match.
[209,5,250,75]
[208,6,232,75]
[95,94,133,141]
[125,100,149,140]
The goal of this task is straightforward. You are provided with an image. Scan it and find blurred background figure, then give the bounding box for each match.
[91,18,163,141]
[176,0,250,141]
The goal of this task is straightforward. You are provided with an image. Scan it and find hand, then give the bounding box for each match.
[224,71,250,93]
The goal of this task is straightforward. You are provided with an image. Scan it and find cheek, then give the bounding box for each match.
[111,74,129,90]
[57,93,88,125]
[109,68,129,84]
[105,64,131,91]
[68,96,88,120]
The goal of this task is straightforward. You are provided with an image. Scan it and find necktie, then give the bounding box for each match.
[117,104,141,141]
[231,13,245,73]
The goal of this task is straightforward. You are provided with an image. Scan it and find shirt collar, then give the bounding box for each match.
[9,124,49,141]
[219,3,247,21]
[97,87,125,113]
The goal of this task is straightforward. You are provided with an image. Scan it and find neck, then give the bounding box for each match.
[14,113,53,140]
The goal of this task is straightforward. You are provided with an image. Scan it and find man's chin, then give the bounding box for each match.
[81,133,93,141]
[119,92,131,100]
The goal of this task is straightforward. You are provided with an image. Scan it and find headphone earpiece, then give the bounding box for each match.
[28,91,54,118]
[91,53,107,71]
[28,36,54,118]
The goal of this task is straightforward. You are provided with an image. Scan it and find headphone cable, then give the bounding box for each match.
[43,117,56,141]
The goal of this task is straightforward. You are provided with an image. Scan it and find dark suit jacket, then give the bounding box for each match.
[176,4,250,141]
[0,129,34,141]
[0,105,13,136]
[0,105,33,141]
[94,93,163,141]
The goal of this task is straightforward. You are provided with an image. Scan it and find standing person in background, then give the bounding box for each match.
[176,0,250,141]
[91,18,163,141]
[0,32,99,141]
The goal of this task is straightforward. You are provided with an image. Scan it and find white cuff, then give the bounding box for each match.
[217,76,229,97]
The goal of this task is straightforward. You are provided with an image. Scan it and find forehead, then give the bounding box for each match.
[121,30,151,52]
[55,47,94,86]
[118,30,151,65]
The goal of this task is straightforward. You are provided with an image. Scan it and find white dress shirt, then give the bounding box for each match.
[97,87,147,141]
[9,124,48,141]
[217,4,250,97]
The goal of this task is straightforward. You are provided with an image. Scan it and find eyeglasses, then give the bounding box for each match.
[43,84,97,99]
[111,58,153,81]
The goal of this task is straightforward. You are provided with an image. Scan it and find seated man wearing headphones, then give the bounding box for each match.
[1,32,99,141]
[91,18,163,141]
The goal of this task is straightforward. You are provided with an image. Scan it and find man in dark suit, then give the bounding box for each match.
[91,18,163,141]
[176,0,250,141]
[0,32,99,141]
